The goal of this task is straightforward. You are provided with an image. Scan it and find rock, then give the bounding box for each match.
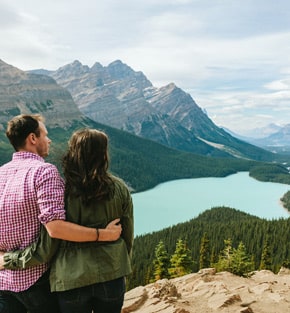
[122,287,148,313]
[122,269,290,313]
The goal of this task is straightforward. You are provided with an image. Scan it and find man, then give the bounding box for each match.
[0,114,122,313]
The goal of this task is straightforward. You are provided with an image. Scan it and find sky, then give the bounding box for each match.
[1,0,290,136]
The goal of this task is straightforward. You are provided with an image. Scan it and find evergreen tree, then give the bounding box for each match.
[282,260,290,269]
[145,265,153,285]
[152,240,170,281]
[216,238,233,272]
[260,236,272,270]
[199,232,210,269]
[210,248,218,267]
[231,241,254,276]
[169,239,194,278]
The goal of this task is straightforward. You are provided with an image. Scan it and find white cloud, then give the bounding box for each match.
[265,79,290,91]
[1,0,290,134]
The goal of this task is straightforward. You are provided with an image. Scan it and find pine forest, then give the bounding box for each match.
[127,207,290,290]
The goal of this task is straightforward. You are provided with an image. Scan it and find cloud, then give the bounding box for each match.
[1,0,290,134]
[265,79,290,91]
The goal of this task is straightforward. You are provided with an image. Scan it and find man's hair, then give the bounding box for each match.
[6,114,44,151]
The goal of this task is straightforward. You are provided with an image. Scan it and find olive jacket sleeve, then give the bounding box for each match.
[3,225,60,269]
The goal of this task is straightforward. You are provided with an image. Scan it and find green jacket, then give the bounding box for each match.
[4,176,134,292]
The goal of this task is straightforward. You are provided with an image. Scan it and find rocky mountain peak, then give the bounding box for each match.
[52,60,90,81]
[0,59,27,84]
[106,60,152,86]
[91,61,103,72]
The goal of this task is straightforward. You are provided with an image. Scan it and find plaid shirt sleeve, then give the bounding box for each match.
[35,164,66,224]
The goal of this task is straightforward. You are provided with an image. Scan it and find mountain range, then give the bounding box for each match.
[30,60,279,161]
[31,61,290,152]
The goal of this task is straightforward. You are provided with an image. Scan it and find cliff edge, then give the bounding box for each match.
[122,268,290,313]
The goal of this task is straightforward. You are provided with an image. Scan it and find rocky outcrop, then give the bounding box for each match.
[122,269,290,313]
[0,59,81,127]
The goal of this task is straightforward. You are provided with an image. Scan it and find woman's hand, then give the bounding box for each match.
[98,218,122,241]
[0,251,5,270]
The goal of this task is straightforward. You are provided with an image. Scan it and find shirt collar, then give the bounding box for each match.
[12,151,45,162]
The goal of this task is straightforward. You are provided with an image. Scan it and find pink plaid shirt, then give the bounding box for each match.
[0,152,66,292]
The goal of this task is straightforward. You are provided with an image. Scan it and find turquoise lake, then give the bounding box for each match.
[132,172,290,236]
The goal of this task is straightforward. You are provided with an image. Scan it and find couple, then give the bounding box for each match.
[0,114,134,313]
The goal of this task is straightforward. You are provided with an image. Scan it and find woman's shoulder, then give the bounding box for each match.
[110,175,131,193]
[110,175,126,186]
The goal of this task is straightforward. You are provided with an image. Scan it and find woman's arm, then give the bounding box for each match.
[1,225,57,270]
[45,218,121,242]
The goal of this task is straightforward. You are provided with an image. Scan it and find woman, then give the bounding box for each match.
[1,128,134,313]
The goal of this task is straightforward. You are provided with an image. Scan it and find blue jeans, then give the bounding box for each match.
[0,271,60,313]
[57,277,126,313]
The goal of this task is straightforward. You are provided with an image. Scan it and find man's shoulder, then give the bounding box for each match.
[35,162,60,175]
[25,159,61,180]
[0,161,11,170]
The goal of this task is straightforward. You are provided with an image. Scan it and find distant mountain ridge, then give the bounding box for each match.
[227,123,283,140]
[225,124,290,154]
[30,60,277,161]
[249,124,290,148]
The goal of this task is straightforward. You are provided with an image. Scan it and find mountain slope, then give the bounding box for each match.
[38,60,279,162]
[0,59,82,126]
[1,59,271,192]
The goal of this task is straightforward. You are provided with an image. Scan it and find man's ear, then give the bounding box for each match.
[27,133,37,145]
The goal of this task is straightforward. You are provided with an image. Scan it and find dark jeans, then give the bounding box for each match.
[57,277,126,313]
[0,271,60,313]
[0,293,26,313]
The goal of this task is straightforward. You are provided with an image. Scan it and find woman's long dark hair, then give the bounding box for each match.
[62,128,114,204]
